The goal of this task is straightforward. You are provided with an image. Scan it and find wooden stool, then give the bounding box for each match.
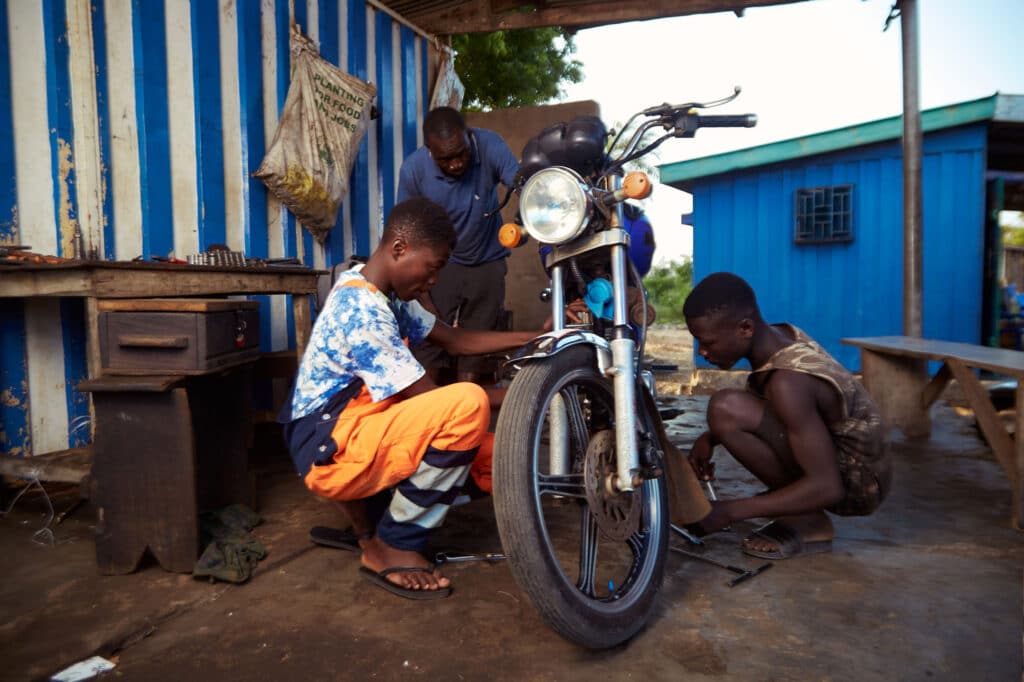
[78,365,254,574]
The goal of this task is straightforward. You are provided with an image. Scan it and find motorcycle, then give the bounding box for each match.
[492,88,756,649]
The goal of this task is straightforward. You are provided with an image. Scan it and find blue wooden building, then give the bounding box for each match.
[660,93,1024,371]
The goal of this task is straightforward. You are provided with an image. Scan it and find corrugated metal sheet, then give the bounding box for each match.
[1,0,436,457]
[690,124,988,370]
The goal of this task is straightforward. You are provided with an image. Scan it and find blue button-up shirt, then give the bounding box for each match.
[397,127,519,266]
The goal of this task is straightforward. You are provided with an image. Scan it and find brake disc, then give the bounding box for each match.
[583,429,641,542]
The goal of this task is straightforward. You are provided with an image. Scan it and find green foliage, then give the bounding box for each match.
[452,28,583,112]
[643,258,693,324]
[1003,226,1024,246]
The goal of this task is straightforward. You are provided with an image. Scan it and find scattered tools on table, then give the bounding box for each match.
[1,245,70,265]
[670,545,772,587]
[0,244,32,257]
[434,551,506,565]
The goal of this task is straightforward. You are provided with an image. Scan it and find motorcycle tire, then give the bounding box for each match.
[493,345,670,649]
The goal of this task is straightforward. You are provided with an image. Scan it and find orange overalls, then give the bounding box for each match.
[286,277,495,551]
[303,382,494,551]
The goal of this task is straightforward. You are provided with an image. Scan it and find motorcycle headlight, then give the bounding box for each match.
[519,167,591,245]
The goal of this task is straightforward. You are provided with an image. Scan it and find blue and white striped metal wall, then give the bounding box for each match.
[0,0,435,457]
[691,124,988,371]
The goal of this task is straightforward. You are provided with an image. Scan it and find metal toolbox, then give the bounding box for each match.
[98,298,260,375]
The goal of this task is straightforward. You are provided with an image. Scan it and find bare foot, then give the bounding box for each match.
[742,511,833,554]
[359,535,451,592]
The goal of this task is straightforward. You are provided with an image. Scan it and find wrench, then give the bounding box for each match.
[670,546,772,587]
[434,551,506,565]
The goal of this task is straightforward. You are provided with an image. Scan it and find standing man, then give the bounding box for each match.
[397,106,519,384]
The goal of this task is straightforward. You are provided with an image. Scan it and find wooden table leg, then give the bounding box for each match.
[84,297,102,378]
[947,359,1019,528]
[1016,381,1024,530]
[84,297,102,441]
[292,293,311,363]
[860,349,931,438]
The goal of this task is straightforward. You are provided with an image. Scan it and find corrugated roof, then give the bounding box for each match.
[660,93,1024,190]
[376,0,805,35]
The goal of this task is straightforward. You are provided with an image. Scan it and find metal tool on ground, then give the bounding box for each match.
[670,545,772,587]
[434,551,506,565]
[671,523,705,546]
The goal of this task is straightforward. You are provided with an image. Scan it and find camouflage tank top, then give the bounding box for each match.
[747,324,892,516]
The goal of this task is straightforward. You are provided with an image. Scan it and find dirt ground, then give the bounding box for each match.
[2,324,1022,680]
[644,324,695,392]
[644,324,748,396]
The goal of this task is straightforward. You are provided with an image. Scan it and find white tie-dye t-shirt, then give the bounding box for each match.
[289,267,436,419]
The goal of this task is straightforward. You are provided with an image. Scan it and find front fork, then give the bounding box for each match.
[608,240,640,493]
[547,241,640,492]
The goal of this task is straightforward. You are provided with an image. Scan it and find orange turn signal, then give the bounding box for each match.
[622,171,652,200]
[498,222,526,248]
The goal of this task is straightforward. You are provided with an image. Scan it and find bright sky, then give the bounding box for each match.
[560,0,1024,265]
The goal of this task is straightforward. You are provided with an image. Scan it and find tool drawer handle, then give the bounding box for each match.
[117,334,190,349]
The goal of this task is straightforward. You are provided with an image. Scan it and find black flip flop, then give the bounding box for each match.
[309,526,360,552]
[358,565,453,600]
[741,520,832,560]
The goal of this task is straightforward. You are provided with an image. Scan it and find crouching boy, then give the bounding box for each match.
[280,198,551,598]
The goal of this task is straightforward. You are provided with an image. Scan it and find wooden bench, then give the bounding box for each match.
[841,336,1024,528]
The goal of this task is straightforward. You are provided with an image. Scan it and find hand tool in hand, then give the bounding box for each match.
[704,479,719,501]
[670,545,772,587]
[700,478,732,531]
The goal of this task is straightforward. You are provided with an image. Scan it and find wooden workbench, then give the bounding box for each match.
[842,335,1024,529]
[0,260,322,377]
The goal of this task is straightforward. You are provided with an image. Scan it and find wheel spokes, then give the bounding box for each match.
[559,385,590,462]
[576,505,600,596]
[536,472,586,498]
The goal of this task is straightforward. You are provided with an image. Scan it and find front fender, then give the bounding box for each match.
[505,329,612,375]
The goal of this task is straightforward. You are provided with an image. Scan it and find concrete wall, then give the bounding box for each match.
[466,100,600,330]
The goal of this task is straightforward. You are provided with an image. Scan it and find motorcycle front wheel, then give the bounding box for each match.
[493,345,669,649]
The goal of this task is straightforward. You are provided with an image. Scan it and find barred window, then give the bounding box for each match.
[794,185,853,244]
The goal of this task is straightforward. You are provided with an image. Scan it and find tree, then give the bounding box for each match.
[643,258,693,324]
[452,28,583,112]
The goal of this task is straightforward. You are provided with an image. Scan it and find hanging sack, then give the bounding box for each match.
[255,25,376,242]
[429,46,464,111]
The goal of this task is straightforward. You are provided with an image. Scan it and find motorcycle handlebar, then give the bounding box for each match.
[696,114,758,128]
